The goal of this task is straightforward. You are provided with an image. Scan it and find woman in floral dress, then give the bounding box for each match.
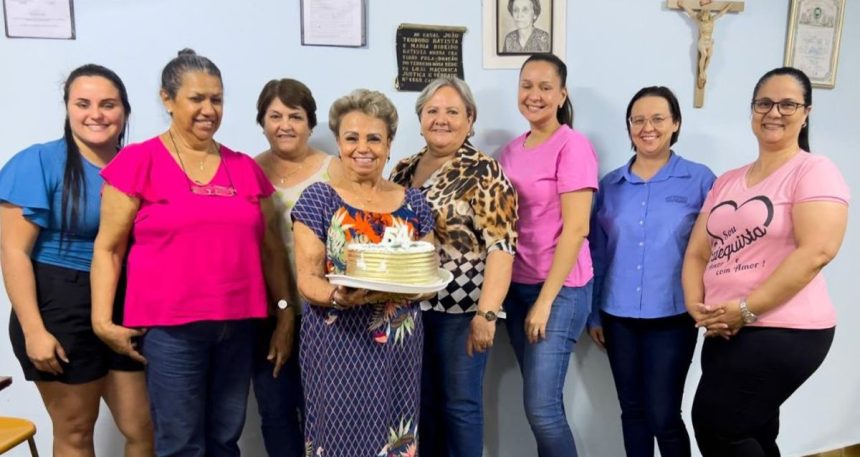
[291,89,434,457]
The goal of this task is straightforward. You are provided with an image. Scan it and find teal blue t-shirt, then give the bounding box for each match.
[0,138,104,271]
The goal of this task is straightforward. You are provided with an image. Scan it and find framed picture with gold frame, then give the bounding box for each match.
[784,0,845,88]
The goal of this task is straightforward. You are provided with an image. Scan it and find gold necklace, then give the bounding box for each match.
[278,163,304,186]
[273,151,312,186]
[169,130,217,183]
[353,181,381,205]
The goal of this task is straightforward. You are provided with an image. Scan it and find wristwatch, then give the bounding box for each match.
[476,310,497,322]
[739,297,758,324]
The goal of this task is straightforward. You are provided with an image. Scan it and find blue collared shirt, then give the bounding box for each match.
[588,152,715,327]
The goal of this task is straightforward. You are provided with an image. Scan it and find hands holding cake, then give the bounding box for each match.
[328,285,416,308]
[341,226,447,286]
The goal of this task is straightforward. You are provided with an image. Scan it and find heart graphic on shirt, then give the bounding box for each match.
[706,196,773,262]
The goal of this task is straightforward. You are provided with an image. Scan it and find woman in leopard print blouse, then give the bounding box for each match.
[390,76,518,457]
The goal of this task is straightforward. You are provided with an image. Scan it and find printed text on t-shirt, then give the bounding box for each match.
[706,196,774,262]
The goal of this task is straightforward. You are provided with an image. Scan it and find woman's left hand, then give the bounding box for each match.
[695,300,744,339]
[467,316,496,356]
[525,301,551,344]
[268,312,296,378]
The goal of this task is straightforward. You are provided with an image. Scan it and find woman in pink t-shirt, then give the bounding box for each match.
[498,53,599,457]
[682,67,850,456]
[90,49,294,457]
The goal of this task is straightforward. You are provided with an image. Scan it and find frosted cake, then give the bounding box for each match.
[345,225,439,285]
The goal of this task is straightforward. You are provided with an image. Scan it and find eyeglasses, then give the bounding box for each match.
[628,115,670,129]
[751,99,808,115]
[190,183,237,197]
[169,129,237,198]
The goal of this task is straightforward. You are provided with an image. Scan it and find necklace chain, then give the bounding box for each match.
[168,130,217,182]
[273,150,312,186]
[278,163,304,186]
[354,181,380,204]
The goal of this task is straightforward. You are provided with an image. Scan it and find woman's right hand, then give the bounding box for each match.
[331,285,372,308]
[331,286,423,308]
[93,322,146,364]
[25,328,69,375]
[689,302,734,340]
[588,326,605,350]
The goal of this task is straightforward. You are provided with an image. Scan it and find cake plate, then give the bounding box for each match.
[326,268,454,294]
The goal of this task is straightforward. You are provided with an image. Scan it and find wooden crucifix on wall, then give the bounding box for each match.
[667,0,744,107]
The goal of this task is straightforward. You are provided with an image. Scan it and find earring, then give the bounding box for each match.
[803,122,808,127]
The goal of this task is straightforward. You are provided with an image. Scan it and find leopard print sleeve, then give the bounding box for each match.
[470,154,518,255]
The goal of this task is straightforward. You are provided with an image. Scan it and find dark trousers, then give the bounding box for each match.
[692,326,835,457]
[252,316,304,457]
[143,320,255,457]
[603,312,698,457]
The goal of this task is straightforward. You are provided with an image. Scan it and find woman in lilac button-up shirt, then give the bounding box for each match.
[588,86,715,457]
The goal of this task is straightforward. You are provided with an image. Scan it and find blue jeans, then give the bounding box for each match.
[142,320,254,457]
[503,281,591,457]
[602,312,697,457]
[252,317,304,457]
[420,310,489,457]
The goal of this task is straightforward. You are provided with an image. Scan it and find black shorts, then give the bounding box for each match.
[8,262,144,384]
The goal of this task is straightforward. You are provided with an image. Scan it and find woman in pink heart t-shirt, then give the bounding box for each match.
[682,67,850,456]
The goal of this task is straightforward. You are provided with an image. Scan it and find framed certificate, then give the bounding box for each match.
[3,0,75,39]
[784,0,846,88]
[300,0,366,47]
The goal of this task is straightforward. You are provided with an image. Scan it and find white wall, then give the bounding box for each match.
[1,1,858,456]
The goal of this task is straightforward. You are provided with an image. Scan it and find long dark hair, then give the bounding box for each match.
[520,53,574,127]
[61,64,131,240]
[751,67,812,151]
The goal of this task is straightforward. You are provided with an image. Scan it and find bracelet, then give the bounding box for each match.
[329,287,342,309]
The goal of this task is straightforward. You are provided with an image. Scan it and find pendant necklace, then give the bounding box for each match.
[274,151,311,186]
[169,130,216,183]
[278,163,304,186]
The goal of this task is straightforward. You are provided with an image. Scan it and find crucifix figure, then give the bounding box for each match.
[668,0,744,107]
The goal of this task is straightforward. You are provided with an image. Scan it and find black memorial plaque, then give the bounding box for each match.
[396,24,466,92]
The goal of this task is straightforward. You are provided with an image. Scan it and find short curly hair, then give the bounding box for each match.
[328,89,399,140]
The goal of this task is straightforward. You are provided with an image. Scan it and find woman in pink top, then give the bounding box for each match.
[498,53,599,457]
[90,49,295,457]
[682,67,850,456]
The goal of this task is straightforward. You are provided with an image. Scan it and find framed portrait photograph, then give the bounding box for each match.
[496,0,553,55]
[482,0,566,69]
[784,0,845,88]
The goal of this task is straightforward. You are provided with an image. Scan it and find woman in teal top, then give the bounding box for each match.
[0,65,153,455]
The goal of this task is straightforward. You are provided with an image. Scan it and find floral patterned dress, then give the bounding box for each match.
[291,182,434,457]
